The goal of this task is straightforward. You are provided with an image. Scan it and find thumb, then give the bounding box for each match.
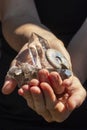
[2,78,17,94]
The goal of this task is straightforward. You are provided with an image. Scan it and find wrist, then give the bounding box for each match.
[2,17,62,52]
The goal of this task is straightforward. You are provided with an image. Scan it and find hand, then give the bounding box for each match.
[2,32,71,94]
[2,32,86,122]
[18,69,86,122]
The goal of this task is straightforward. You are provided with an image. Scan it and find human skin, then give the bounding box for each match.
[0,0,86,122]
[2,39,86,122]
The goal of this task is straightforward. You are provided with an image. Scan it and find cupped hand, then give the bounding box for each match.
[2,32,86,122]
[18,69,86,122]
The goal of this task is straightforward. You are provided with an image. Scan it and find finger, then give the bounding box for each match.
[21,79,40,110]
[66,77,86,110]
[49,101,71,122]
[18,84,29,95]
[2,78,17,94]
[30,86,53,122]
[62,76,73,87]
[38,69,50,83]
[67,88,86,110]
[18,84,35,109]
[2,58,17,94]
[40,83,64,110]
[29,79,39,87]
[40,82,72,122]
[40,82,57,109]
[49,72,64,94]
[40,82,68,122]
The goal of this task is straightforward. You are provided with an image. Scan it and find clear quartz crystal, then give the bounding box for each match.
[7,33,72,87]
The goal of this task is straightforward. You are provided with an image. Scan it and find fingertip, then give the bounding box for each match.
[38,69,49,83]
[62,78,72,87]
[18,84,29,96]
[18,88,24,96]
[38,68,49,74]
[29,79,39,86]
[49,71,62,83]
[2,79,17,94]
